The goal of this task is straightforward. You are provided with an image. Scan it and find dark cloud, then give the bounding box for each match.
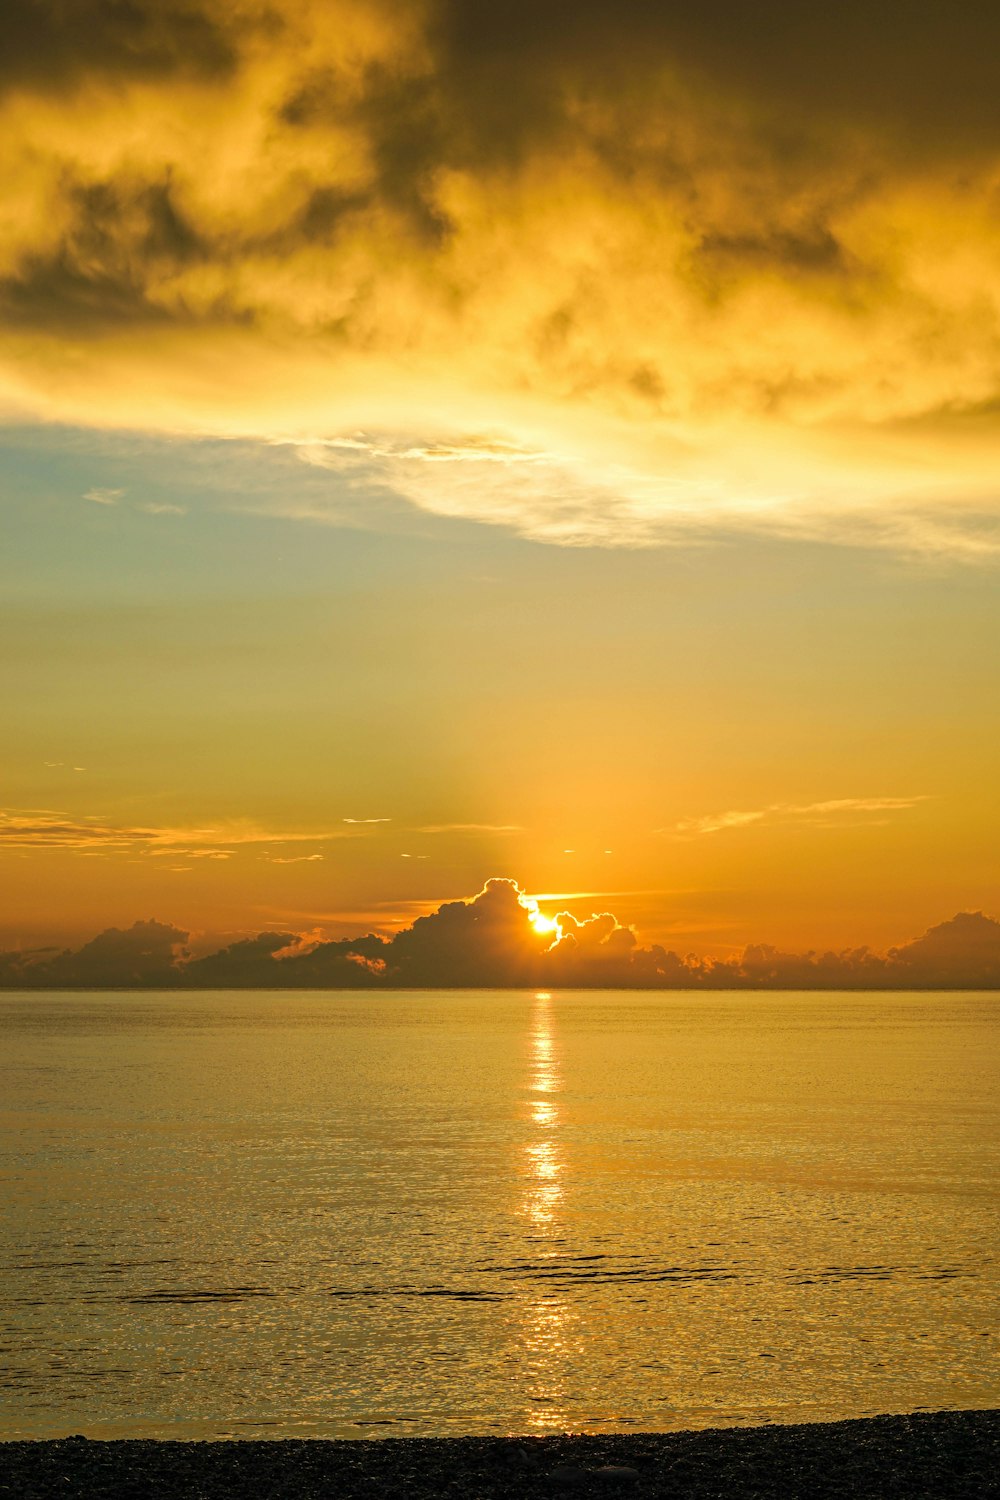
[384,878,554,987]
[26,0,992,263]
[182,931,298,988]
[428,0,1000,154]
[291,186,370,249]
[0,945,59,986]
[342,67,451,241]
[277,65,449,240]
[0,176,207,332]
[255,932,389,987]
[699,943,890,991]
[2,0,894,341]
[0,0,236,96]
[546,909,639,986]
[3,886,999,990]
[6,919,189,987]
[697,227,848,281]
[888,911,1000,988]
[651,0,1000,148]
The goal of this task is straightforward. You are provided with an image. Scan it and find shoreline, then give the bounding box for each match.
[2,1410,998,1498]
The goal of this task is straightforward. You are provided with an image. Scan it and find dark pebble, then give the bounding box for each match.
[1,1409,998,1499]
[549,1462,590,1487]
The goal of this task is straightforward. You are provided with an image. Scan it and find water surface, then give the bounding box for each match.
[1,990,997,1438]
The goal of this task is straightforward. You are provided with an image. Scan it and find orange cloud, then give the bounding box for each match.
[668,796,929,838]
[0,807,370,851]
[2,1,1000,551]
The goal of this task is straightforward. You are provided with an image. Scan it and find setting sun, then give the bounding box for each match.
[523,898,563,941]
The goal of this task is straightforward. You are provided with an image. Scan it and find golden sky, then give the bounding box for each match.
[1,0,999,960]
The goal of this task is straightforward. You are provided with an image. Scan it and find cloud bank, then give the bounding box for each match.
[3,1,1000,549]
[3,878,999,990]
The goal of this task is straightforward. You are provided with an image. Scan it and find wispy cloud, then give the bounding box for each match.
[295,433,715,549]
[83,487,186,516]
[667,796,929,838]
[291,433,1000,560]
[0,808,528,855]
[310,435,555,467]
[527,888,687,903]
[146,847,233,860]
[136,500,186,516]
[415,823,522,834]
[0,809,371,853]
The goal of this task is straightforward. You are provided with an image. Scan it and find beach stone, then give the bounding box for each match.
[595,1465,640,1484]
[549,1462,590,1487]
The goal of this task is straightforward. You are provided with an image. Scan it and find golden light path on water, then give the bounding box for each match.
[521,990,575,1433]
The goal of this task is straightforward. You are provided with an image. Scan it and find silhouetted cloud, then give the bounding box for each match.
[382,878,553,987]
[275,932,389,988]
[4,919,189,988]
[182,931,296,988]
[3,882,999,990]
[887,911,1000,989]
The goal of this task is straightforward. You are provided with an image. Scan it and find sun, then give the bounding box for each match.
[520,894,563,942]
[530,910,560,936]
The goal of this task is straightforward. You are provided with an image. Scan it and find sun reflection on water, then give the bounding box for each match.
[524,992,564,1226]
[520,991,576,1432]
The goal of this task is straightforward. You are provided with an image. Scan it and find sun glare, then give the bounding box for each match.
[530,911,560,936]
[521,895,563,943]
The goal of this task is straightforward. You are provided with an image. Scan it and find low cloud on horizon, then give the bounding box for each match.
[3,878,1000,992]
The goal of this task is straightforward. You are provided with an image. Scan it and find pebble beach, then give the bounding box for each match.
[2,1409,998,1499]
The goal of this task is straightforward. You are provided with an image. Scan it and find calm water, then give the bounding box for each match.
[1,990,998,1440]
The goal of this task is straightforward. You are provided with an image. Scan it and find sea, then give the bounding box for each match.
[1,989,997,1440]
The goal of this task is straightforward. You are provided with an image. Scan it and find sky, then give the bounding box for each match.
[2,0,999,961]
